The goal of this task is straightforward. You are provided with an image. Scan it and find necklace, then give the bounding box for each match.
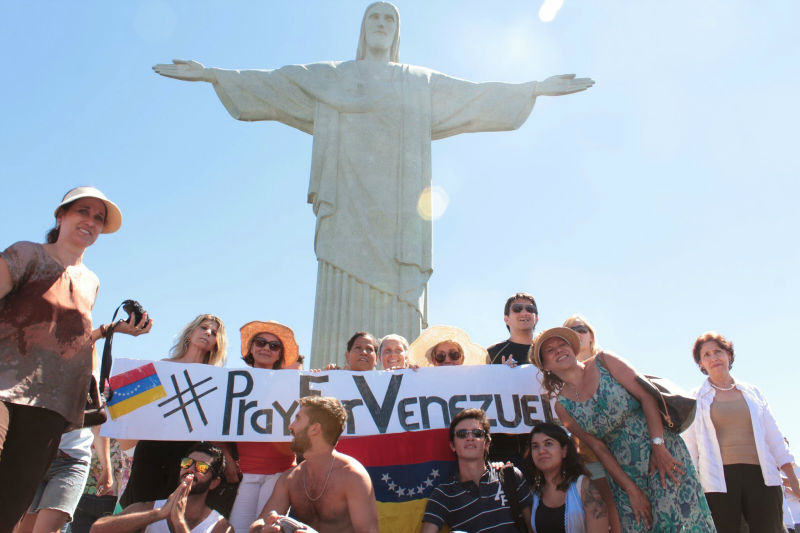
[303,454,336,502]
[710,380,735,392]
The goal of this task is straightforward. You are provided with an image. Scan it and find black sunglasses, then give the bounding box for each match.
[454,428,487,439]
[510,303,537,314]
[433,350,462,363]
[569,325,589,334]
[253,338,282,351]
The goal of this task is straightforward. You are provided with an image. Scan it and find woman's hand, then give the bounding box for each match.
[649,442,684,488]
[95,465,114,496]
[114,312,153,337]
[625,484,653,529]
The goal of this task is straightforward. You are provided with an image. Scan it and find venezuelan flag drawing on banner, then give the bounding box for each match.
[107,363,167,419]
[337,428,456,533]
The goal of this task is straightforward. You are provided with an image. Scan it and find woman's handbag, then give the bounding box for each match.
[634,374,696,433]
[83,300,146,427]
[597,353,696,433]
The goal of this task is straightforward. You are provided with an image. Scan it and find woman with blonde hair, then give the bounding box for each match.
[562,315,621,532]
[120,314,228,509]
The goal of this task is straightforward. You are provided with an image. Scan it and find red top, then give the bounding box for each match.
[237,442,296,475]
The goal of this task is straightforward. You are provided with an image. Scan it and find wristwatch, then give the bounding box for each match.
[651,437,665,446]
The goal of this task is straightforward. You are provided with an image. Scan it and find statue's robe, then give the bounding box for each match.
[212,60,536,366]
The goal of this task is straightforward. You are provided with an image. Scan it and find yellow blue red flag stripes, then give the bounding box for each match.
[337,428,457,533]
[107,363,167,419]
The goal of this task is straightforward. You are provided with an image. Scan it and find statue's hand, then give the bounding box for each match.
[535,74,594,97]
[152,59,215,82]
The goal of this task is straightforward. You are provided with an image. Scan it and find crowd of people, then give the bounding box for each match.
[1,187,799,533]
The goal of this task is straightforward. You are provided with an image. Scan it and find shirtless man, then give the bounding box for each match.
[249,396,379,533]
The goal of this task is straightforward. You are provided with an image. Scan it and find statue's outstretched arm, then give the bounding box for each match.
[534,74,594,97]
[152,59,217,83]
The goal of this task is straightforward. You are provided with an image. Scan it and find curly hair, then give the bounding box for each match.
[299,396,348,446]
[692,331,734,375]
[525,422,586,493]
[186,442,225,480]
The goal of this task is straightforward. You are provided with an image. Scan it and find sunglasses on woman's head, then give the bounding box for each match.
[569,325,589,334]
[253,338,282,351]
[511,303,536,314]
[433,350,461,363]
[180,457,212,474]
[454,428,487,439]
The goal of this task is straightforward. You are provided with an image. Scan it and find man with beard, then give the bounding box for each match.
[250,396,379,533]
[91,443,232,533]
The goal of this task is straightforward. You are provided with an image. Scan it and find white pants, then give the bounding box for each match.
[229,472,283,533]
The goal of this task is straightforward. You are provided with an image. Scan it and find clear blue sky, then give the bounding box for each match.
[2,1,798,445]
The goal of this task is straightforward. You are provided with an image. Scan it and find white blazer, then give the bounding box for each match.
[681,377,794,493]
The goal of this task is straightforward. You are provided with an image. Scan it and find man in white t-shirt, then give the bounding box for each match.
[91,442,232,533]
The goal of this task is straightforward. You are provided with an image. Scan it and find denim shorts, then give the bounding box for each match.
[29,452,91,521]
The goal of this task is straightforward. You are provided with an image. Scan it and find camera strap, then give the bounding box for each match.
[98,303,125,394]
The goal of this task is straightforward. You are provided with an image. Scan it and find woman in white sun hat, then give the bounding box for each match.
[407,325,487,367]
[0,186,152,529]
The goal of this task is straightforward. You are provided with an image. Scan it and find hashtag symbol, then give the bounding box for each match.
[157,370,218,432]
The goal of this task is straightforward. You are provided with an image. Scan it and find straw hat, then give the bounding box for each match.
[239,321,299,368]
[55,186,122,234]
[531,327,581,369]
[407,325,488,367]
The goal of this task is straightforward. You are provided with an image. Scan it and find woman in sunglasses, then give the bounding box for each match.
[527,422,609,533]
[228,321,299,532]
[407,325,488,367]
[562,315,621,532]
[120,315,227,511]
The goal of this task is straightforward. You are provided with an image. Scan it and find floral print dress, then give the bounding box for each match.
[559,359,715,532]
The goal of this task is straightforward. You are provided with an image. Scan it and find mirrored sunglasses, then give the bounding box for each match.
[180,457,212,474]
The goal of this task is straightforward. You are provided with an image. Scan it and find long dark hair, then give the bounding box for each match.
[45,203,73,244]
[525,422,586,493]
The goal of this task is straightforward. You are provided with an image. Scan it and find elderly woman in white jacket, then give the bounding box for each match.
[682,331,800,532]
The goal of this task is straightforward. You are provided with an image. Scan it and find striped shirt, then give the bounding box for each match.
[423,465,532,533]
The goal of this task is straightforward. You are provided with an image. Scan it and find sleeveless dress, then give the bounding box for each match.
[558,359,715,532]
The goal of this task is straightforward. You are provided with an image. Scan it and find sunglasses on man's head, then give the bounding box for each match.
[454,428,487,439]
[253,338,282,351]
[511,303,536,314]
[180,457,212,474]
[433,350,462,363]
[569,325,589,334]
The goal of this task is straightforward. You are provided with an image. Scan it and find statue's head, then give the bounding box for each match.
[356,2,400,62]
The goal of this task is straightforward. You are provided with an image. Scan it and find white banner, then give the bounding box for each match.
[101,359,553,441]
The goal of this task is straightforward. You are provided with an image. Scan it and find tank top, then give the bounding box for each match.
[531,475,586,533]
[144,500,224,533]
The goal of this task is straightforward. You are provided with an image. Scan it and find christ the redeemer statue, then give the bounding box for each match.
[154,2,593,368]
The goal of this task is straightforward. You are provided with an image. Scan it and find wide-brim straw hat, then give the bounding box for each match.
[531,327,581,369]
[407,325,488,367]
[55,186,122,234]
[239,320,299,368]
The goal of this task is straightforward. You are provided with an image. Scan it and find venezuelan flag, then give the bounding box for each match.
[107,363,167,419]
[337,429,456,533]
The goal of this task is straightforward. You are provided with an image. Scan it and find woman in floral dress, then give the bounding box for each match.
[531,327,715,532]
